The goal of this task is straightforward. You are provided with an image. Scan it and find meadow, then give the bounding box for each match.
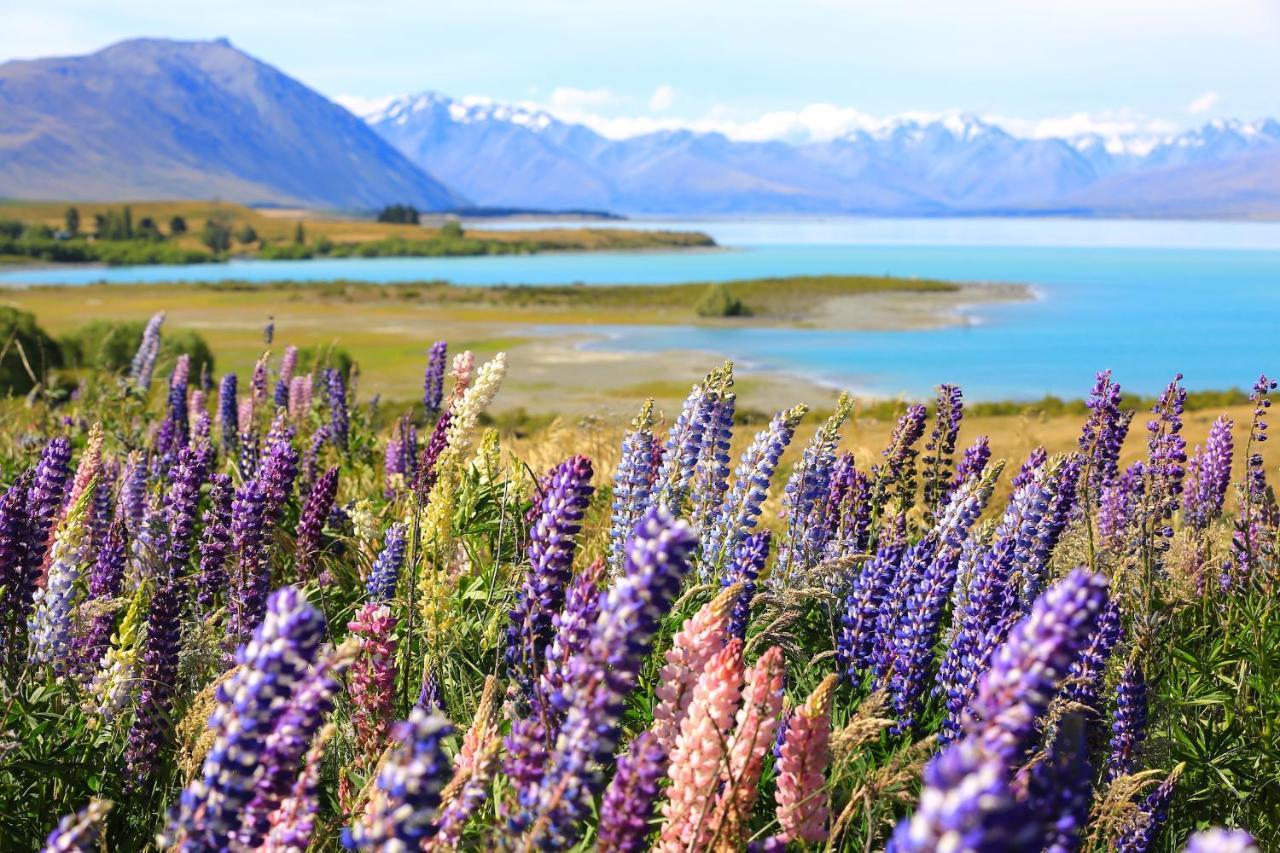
[0,306,1276,852]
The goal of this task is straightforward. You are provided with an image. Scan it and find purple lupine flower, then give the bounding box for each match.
[1184,415,1234,530]
[1026,715,1092,853]
[1106,659,1148,781]
[1062,598,1123,718]
[218,373,239,456]
[88,461,116,559]
[225,479,271,652]
[129,311,164,391]
[922,383,964,520]
[383,426,404,497]
[325,368,349,450]
[342,708,453,849]
[1224,375,1276,589]
[251,352,270,407]
[1099,461,1145,548]
[1020,454,1084,604]
[259,415,299,521]
[871,403,927,515]
[75,520,127,672]
[823,452,872,559]
[687,373,736,537]
[1115,772,1177,853]
[872,537,936,682]
[27,436,72,566]
[416,664,445,715]
[301,424,328,493]
[295,466,338,581]
[125,447,203,781]
[723,532,770,640]
[274,345,298,407]
[413,409,452,497]
[953,436,992,490]
[838,515,907,677]
[651,372,715,513]
[1183,829,1260,853]
[196,473,234,614]
[541,556,607,710]
[701,405,806,572]
[609,402,658,573]
[0,474,33,670]
[776,395,852,581]
[1140,374,1187,561]
[366,523,408,602]
[597,731,666,852]
[506,456,594,695]
[40,799,113,853]
[1079,369,1130,492]
[118,450,148,538]
[238,647,352,846]
[288,374,313,419]
[423,340,447,413]
[170,587,327,850]
[522,508,695,847]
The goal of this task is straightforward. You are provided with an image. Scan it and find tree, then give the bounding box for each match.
[236,224,259,245]
[0,219,23,239]
[64,207,80,235]
[440,220,464,240]
[169,215,188,235]
[293,222,306,245]
[695,283,750,317]
[0,307,63,395]
[136,217,163,241]
[200,219,232,253]
[377,204,420,224]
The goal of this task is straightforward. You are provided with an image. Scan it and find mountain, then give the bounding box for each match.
[354,93,1280,217]
[0,39,462,210]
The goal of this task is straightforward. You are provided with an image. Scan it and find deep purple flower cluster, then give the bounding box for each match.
[325,368,349,450]
[129,311,164,391]
[1141,374,1188,552]
[0,474,33,669]
[1079,369,1130,492]
[723,531,769,640]
[225,479,271,651]
[688,375,736,535]
[423,339,448,413]
[196,473,234,614]
[838,515,907,677]
[651,376,713,513]
[274,346,297,407]
[1115,772,1177,853]
[597,731,666,852]
[295,466,338,580]
[218,373,239,455]
[413,409,452,497]
[1062,598,1123,718]
[953,435,992,490]
[1106,659,1149,781]
[76,520,127,672]
[823,452,872,559]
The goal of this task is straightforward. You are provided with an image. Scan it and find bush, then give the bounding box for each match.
[236,224,258,245]
[376,204,421,224]
[200,219,232,253]
[169,215,188,235]
[0,307,62,395]
[60,320,213,379]
[259,243,314,260]
[695,282,750,317]
[0,219,22,239]
[440,220,464,239]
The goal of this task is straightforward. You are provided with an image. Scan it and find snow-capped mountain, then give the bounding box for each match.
[346,92,1280,216]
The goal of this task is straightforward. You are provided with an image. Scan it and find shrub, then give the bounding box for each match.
[60,320,213,379]
[200,219,232,253]
[695,282,750,317]
[0,306,62,395]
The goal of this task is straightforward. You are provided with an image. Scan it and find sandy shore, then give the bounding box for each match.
[801,282,1030,331]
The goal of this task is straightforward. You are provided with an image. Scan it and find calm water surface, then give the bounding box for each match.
[4,217,1279,399]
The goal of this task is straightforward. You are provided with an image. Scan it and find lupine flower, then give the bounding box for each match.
[777,393,853,581]
[88,576,149,723]
[287,374,312,419]
[348,602,398,757]
[1099,461,1145,549]
[366,522,408,602]
[657,638,746,852]
[1107,659,1149,781]
[774,674,837,844]
[28,487,94,673]
[1079,369,1129,492]
[424,339,448,413]
[218,373,239,454]
[687,365,736,536]
[414,410,452,497]
[1184,415,1234,530]
[652,583,739,752]
[598,732,666,853]
[431,736,501,852]
[325,368,349,450]
[723,531,769,640]
[295,466,338,580]
[1183,829,1260,853]
[540,556,606,713]
[838,514,907,676]
[1139,374,1187,563]
[823,452,872,559]
[118,450,148,538]
[447,350,476,405]
[609,400,658,573]
[1224,374,1276,589]
[953,435,992,490]
[1115,771,1177,853]
[522,508,695,848]
[274,345,298,407]
[170,587,327,850]
[259,415,299,520]
[76,519,127,673]
[701,405,807,573]
[27,436,73,570]
[1020,453,1085,604]
[40,799,113,853]
[64,423,104,514]
[196,473,234,614]
[129,311,164,391]
[1062,598,1123,718]
[506,455,594,695]
[871,403,927,514]
[251,351,270,406]
[922,383,964,521]
[261,723,335,852]
[226,479,271,651]
[650,368,716,514]
[342,708,454,850]
[0,474,33,668]
[1026,714,1093,853]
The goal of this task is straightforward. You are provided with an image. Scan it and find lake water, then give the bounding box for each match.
[3,217,1280,399]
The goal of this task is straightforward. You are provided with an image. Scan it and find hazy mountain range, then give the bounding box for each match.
[1,38,1277,217]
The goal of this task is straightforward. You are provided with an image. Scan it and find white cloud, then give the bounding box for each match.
[1187,91,1221,114]
[547,86,614,118]
[648,84,675,112]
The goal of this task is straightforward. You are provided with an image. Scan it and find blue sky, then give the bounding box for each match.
[4,0,1278,141]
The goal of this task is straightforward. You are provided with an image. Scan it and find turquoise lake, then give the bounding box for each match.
[4,217,1280,400]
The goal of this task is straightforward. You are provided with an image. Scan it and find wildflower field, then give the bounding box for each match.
[2,312,1277,852]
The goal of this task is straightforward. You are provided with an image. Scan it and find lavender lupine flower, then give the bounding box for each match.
[723,532,769,640]
[260,415,299,521]
[226,479,271,652]
[251,351,270,407]
[1184,415,1234,530]
[871,403,927,515]
[366,523,408,602]
[540,557,607,710]
[27,436,72,565]
[416,665,444,715]
[300,424,327,493]
[824,456,873,561]
[325,368,349,450]
[838,515,907,677]
[0,475,33,669]
[424,340,448,413]
[872,537,936,681]
[1140,374,1188,560]
[413,410,452,497]
[1079,369,1130,493]
[168,353,191,434]
[650,366,723,513]
[274,345,298,408]
[295,467,338,581]
[522,508,695,848]
[28,487,94,673]
[1020,454,1085,604]
[609,401,658,573]
[1062,598,1123,718]
[288,374,313,419]
[218,373,239,455]
[701,405,807,573]
[953,436,992,490]
[342,708,454,850]
[76,520,127,672]
[597,732,666,853]
[89,460,116,557]
[170,587,327,850]
[687,367,736,536]
[1106,659,1148,781]
[1099,461,1145,549]
[196,473,234,614]
[776,394,853,581]
[1224,375,1277,590]
[40,799,113,853]
[1026,715,1093,853]
[922,383,964,521]
[129,311,164,391]
[1115,772,1177,853]
[506,455,594,696]
[1183,830,1260,853]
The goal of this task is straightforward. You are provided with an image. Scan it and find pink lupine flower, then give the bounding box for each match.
[657,638,745,852]
[651,583,739,752]
[288,375,313,419]
[260,724,334,852]
[774,674,837,844]
[348,602,398,757]
[447,351,475,405]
